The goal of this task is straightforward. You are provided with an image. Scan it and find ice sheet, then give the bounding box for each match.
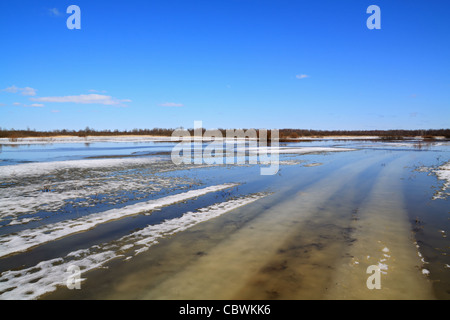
[0,183,238,258]
[248,146,355,154]
[0,136,173,145]
[433,162,450,199]
[0,166,191,220]
[0,193,266,300]
[0,157,162,179]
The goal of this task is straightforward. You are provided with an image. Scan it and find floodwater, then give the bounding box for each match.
[0,138,449,300]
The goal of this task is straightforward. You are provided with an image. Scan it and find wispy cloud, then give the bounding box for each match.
[21,87,38,96]
[2,85,37,96]
[2,85,19,93]
[295,74,309,79]
[31,94,131,106]
[12,102,44,108]
[159,102,184,107]
[48,8,62,16]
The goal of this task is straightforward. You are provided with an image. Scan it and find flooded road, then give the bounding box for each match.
[0,138,448,299]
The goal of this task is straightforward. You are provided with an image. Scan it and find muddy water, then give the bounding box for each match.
[325,156,434,299]
[137,153,387,300]
[42,144,448,300]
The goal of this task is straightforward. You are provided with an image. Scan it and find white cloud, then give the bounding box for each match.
[295,74,309,79]
[14,103,45,108]
[159,102,184,107]
[49,8,62,16]
[21,87,37,96]
[3,85,19,93]
[0,103,6,107]
[31,94,131,106]
[2,85,37,96]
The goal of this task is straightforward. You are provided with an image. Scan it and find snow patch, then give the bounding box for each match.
[0,193,267,299]
[0,183,238,258]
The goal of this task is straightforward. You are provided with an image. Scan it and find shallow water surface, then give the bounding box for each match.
[0,139,448,299]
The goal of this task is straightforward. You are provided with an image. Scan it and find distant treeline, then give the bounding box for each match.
[1,127,449,140]
[275,128,450,140]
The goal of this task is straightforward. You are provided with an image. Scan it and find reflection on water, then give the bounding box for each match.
[0,139,449,299]
[0,141,176,165]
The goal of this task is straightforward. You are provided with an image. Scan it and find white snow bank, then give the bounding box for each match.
[0,157,162,179]
[0,183,238,258]
[248,146,355,154]
[291,136,381,140]
[435,162,450,185]
[121,192,267,255]
[0,136,173,145]
[433,162,450,200]
[0,250,118,300]
[0,166,191,220]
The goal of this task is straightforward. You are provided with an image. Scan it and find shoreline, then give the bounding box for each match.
[1,135,448,145]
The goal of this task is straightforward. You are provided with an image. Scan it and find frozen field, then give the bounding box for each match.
[0,137,449,299]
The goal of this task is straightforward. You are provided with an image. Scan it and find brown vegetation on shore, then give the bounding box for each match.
[0,127,449,141]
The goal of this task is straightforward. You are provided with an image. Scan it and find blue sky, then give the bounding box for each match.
[1,0,449,131]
